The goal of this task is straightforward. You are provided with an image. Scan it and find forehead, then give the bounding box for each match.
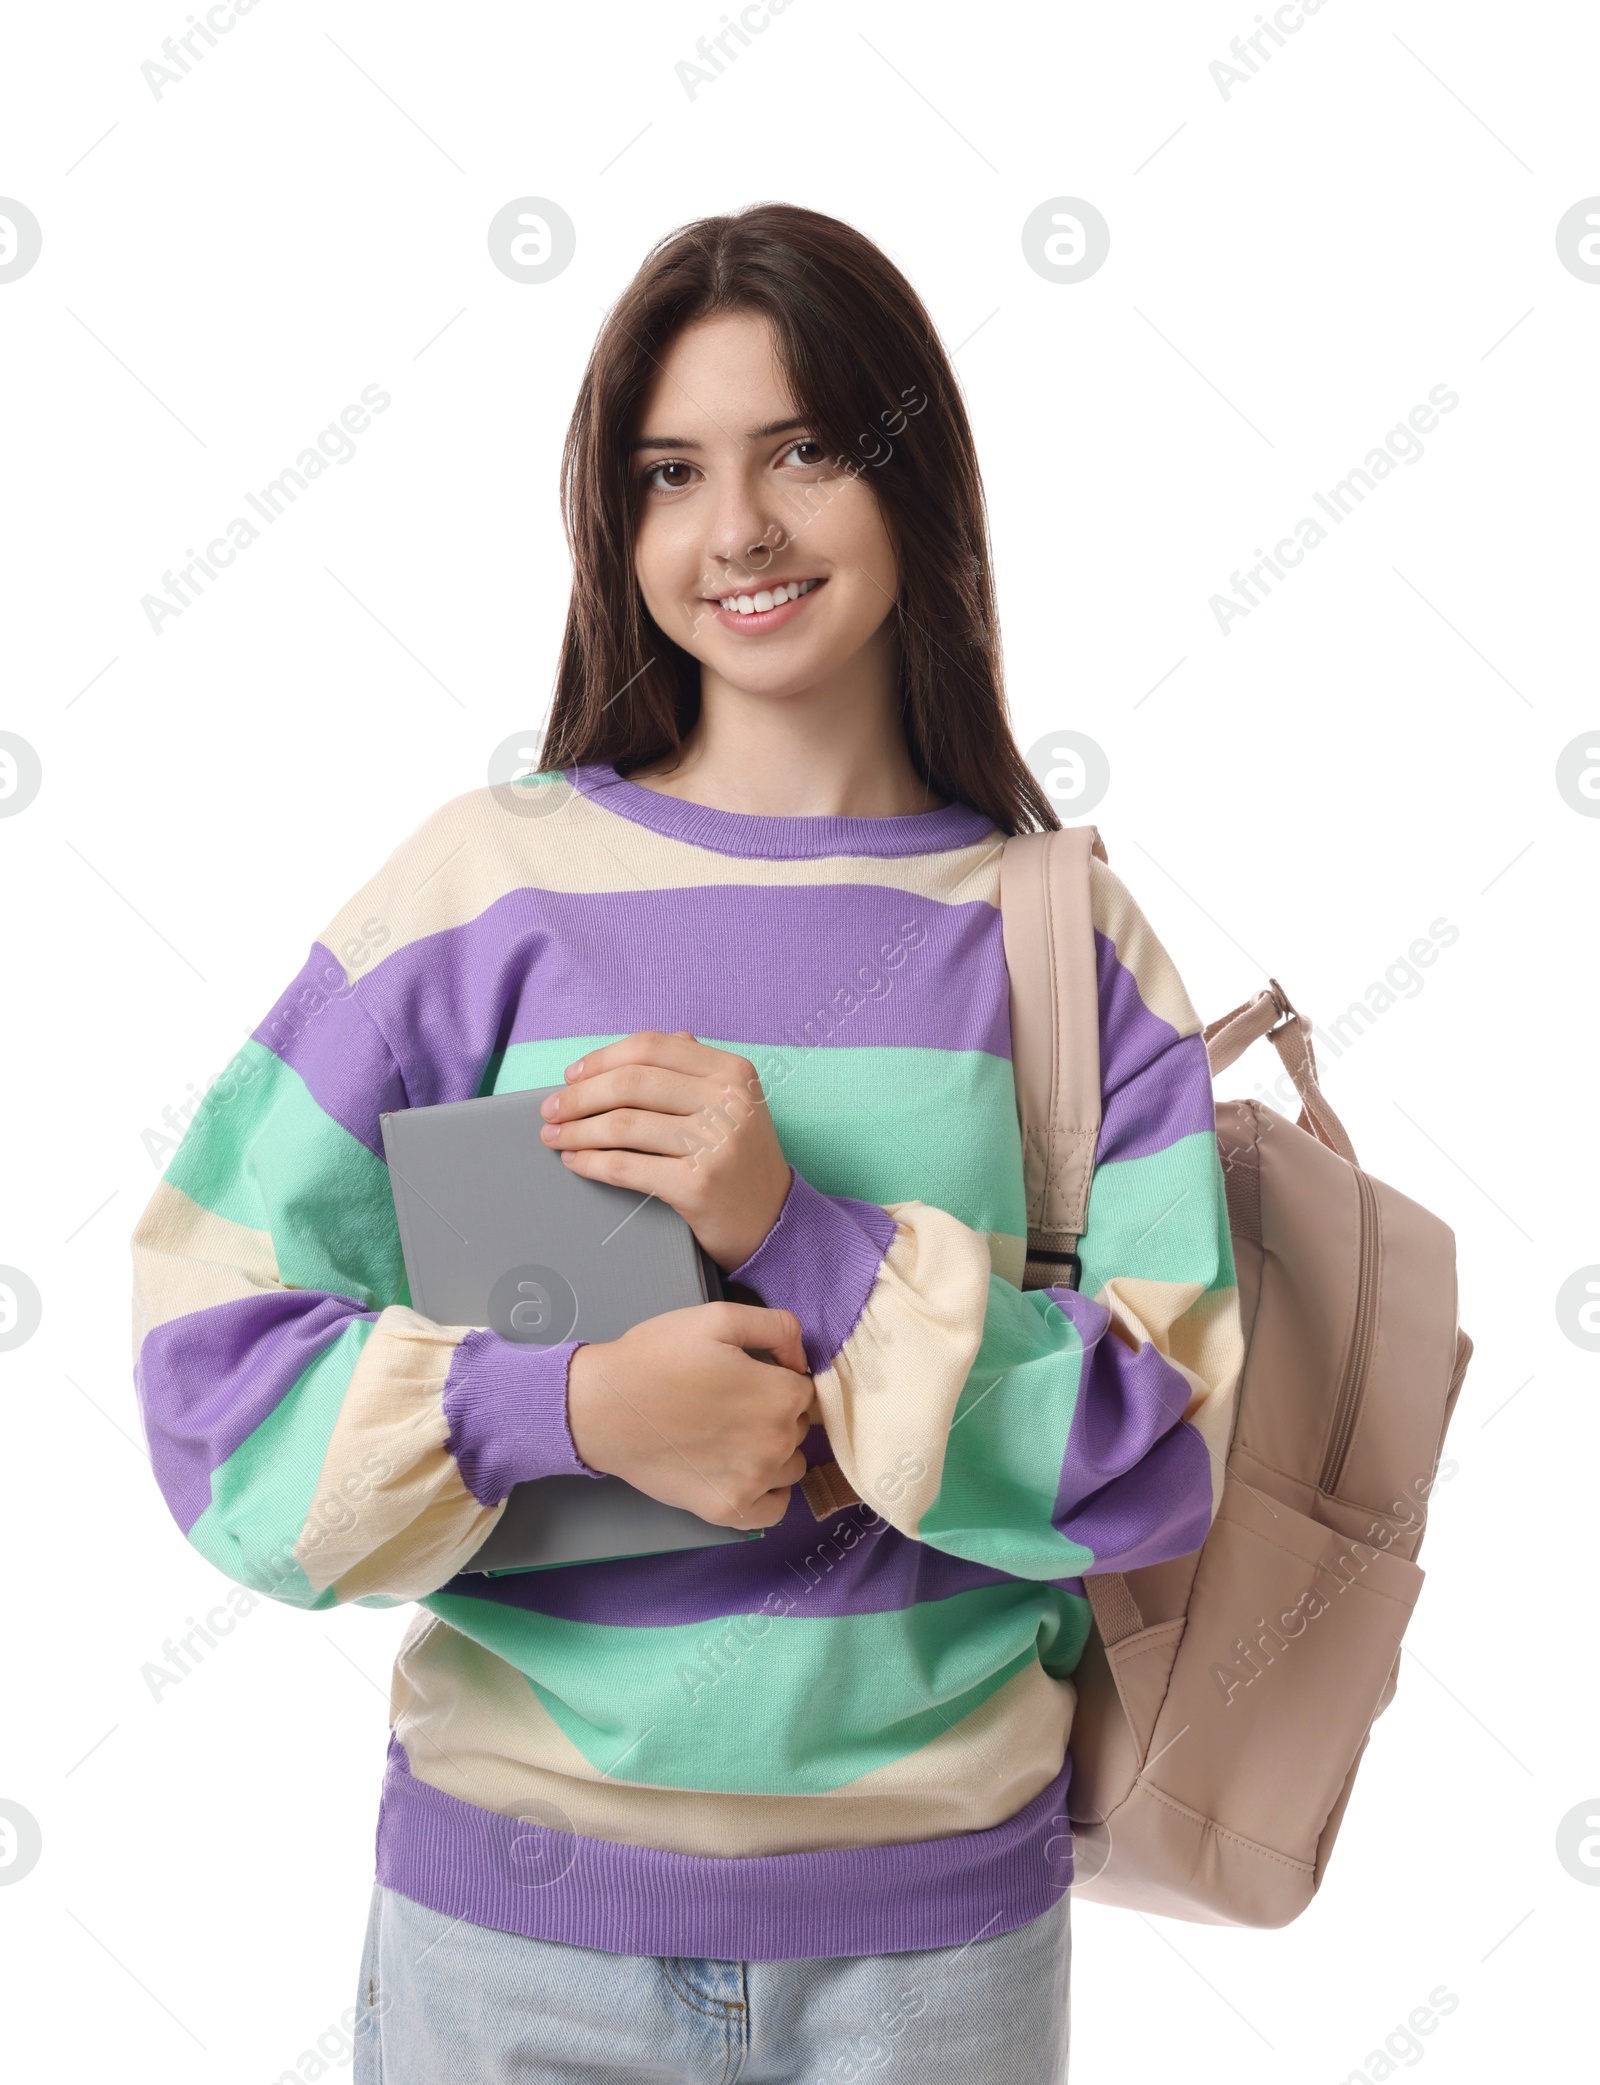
[632,311,800,443]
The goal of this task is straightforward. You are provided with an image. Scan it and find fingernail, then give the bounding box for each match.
[541,1124,559,1142]
[565,1059,585,1079]
[560,1151,576,1165]
[540,1095,558,1117]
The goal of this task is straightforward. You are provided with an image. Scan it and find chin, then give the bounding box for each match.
[710,661,822,701]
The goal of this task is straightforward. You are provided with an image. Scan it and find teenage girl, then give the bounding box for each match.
[132,201,1241,2082]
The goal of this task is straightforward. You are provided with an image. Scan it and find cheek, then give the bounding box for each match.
[631,519,668,606]
[635,517,711,643]
[821,481,899,597]
[823,506,900,643]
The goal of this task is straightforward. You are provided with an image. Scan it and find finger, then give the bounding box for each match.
[733,1310,810,1378]
[563,1031,729,1086]
[735,1485,793,1531]
[543,1105,705,1158]
[704,1302,804,1359]
[742,1350,817,1401]
[760,1320,810,1378]
[543,1062,708,1126]
[554,1145,675,1198]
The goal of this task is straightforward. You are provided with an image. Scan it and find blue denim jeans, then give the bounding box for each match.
[351,1882,1071,2082]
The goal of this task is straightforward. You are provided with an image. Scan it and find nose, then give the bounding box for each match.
[707,481,789,587]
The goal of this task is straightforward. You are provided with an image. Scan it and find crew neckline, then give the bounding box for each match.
[568,762,997,861]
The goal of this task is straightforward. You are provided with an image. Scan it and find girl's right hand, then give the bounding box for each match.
[565,1302,816,1528]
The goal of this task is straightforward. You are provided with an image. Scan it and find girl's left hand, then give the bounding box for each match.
[537,1031,794,1273]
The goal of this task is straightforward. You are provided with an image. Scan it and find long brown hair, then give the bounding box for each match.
[541,201,1058,836]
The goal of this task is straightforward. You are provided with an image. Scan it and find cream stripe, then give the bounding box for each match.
[295,1305,505,1601]
[390,1614,1074,1855]
[1088,1275,1244,1517]
[1089,856,1201,1039]
[988,1230,1026,1287]
[131,1179,505,1599]
[319,781,1005,983]
[130,1181,282,1361]
[809,1204,994,1540]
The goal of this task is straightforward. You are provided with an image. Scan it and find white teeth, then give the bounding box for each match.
[717,578,819,614]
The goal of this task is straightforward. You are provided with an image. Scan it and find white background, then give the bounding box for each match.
[2,1,1595,2078]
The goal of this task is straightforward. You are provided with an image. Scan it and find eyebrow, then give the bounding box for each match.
[629,416,811,453]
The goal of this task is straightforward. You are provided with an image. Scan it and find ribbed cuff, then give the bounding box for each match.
[441,1332,601,1506]
[729,1166,897,1376]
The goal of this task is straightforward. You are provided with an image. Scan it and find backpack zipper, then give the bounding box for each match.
[1320,1167,1380,1496]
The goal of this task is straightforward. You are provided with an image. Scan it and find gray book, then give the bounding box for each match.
[378,1085,760,1574]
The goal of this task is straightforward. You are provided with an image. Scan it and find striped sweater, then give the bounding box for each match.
[130,762,1243,1960]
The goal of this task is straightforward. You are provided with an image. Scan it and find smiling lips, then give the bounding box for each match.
[703,576,824,632]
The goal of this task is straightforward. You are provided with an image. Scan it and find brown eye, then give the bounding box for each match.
[644,460,694,491]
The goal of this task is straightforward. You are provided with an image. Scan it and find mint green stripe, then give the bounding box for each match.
[186,1316,383,1609]
[165,1038,407,1306]
[1077,1131,1235,1296]
[489,1037,1027,1236]
[421,1584,1054,1793]
[1039,1587,1095,1681]
[919,1278,1093,1578]
[163,1038,286,1230]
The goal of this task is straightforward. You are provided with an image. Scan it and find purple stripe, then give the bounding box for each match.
[442,1460,1034,1626]
[135,1292,377,1534]
[266,890,1206,1179]
[1096,930,1215,1163]
[1047,1287,1215,1573]
[251,947,408,1158]
[729,1168,894,1377]
[375,1729,1071,1959]
[338,885,1010,1134]
[442,1333,599,1505]
[572,762,998,862]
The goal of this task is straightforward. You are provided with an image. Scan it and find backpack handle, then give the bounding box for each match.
[1205,980,1360,1167]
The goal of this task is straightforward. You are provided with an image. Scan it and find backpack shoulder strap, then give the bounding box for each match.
[798,819,1107,1529]
[999,824,1106,1291]
[1002,827,1147,1651]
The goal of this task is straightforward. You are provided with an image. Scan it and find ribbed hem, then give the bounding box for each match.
[729,1168,897,1376]
[373,1731,1073,1960]
[441,1332,600,1506]
[570,763,997,862]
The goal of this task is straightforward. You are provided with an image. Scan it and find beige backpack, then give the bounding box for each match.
[1000,824,1472,1926]
[800,823,1471,1924]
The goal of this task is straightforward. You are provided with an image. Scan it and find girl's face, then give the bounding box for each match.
[629,310,901,704]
